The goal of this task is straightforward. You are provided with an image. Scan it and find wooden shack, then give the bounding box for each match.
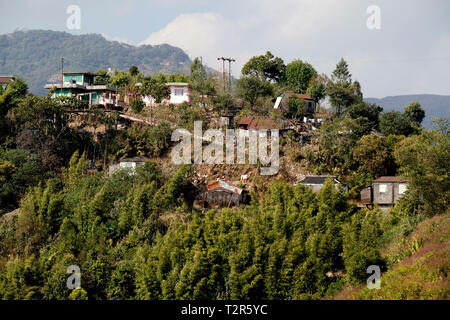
[360,186,373,208]
[198,180,246,208]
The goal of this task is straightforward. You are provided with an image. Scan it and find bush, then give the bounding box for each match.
[342,210,384,284]
[130,98,145,114]
[0,149,43,213]
[69,288,88,300]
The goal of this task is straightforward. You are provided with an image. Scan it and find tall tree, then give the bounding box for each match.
[129,65,139,77]
[7,77,28,99]
[306,74,327,103]
[110,70,131,89]
[241,51,285,82]
[404,102,425,125]
[140,77,170,104]
[190,57,216,106]
[352,134,389,178]
[190,57,207,91]
[236,75,273,108]
[342,210,383,284]
[394,119,449,216]
[326,58,362,115]
[379,111,415,136]
[94,69,111,85]
[345,102,383,129]
[284,59,317,93]
[331,58,352,86]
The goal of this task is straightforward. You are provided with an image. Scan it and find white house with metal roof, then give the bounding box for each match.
[165,82,190,105]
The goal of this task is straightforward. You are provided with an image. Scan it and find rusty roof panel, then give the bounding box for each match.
[373,176,411,183]
[0,76,15,84]
[239,117,254,125]
[284,92,313,100]
[207,180,243,195]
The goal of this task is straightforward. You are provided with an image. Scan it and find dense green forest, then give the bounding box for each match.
[0,30,192,95]
[0,153,437,299]
[0,54,448,300]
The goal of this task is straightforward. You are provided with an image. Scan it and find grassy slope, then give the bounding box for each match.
[334,213,450,300]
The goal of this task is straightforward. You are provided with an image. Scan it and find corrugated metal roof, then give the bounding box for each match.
[86,85,118,91]
[166,82,189,86]
[207,180,243,195]
[44,83,86,89]
[239,117,254,125]
[373,176,411,183]
[283,92,313,100]
[120,155,151,163]
[0,76,15,84]
[239,117,285,130]
[296,175,340,185]
[248,118,283,130]
[63,72,97,76]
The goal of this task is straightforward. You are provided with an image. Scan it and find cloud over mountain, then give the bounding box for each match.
[139,0,450,98]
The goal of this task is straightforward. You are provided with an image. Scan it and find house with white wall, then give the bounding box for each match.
[165,82,190,105]
[44,72,119,108]
[273,92,316,113]
[360,176,412,211]
[136,82,190,106]
[108,155,150,175]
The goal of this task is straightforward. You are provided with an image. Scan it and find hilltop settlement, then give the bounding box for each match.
[0,52,448,300]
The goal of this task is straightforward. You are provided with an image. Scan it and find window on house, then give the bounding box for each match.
[174,88,184,96]
[379,184,387,193]
[399,184,407,195]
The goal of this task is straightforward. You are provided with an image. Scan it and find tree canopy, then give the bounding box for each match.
[326,58,363,115]
[284,59,317,93]
[241,51,285,83]
[236,75,273,108]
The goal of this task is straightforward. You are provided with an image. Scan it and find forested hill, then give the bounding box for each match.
[365,94,450,129]
[0,30,192,95]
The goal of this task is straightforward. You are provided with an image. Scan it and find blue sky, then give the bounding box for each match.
[1,0,449,98]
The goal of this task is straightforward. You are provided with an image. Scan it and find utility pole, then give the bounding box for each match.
[61,57,64,97]
[218,57,226,91]
[226,58,235,90]
[217,57,235,92]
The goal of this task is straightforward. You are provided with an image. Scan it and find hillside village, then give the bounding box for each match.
[35,59,417,211]
[0,51,448,300]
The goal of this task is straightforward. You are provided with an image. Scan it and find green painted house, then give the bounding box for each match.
[45,72,119,107]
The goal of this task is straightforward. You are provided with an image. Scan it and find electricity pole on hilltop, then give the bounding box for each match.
[218,57,226,91]
[227,58,235,90]
[217,57,235,92]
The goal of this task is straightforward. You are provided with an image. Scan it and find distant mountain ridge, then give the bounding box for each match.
[0,30,193,95]
[365,94,450,128]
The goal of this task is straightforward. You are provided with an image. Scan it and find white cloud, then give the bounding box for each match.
[102,33,135,45]
[139,12,233,70]
[139,0,365,76]
[139,0,450,97]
